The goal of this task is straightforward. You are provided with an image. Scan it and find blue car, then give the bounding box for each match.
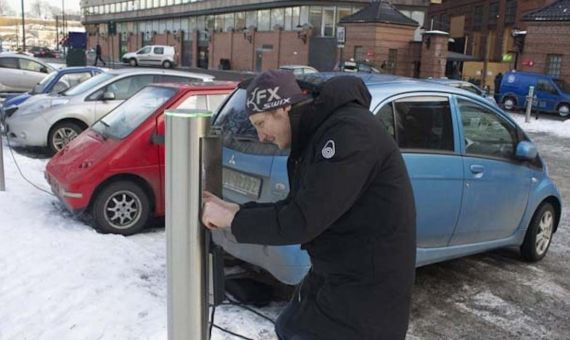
[1,66,103,111]
[498,71,570,118]
[212,73,562,285]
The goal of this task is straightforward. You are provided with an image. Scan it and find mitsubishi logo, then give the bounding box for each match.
[228,154,236,165]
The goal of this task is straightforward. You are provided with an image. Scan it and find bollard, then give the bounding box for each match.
[0,134,5,191]
[166,109,212,340]
[525,86,535,123]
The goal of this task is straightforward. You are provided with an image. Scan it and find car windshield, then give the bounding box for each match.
[92,86,176,139]
[554,79,569,93]
[31,71,58,94]
[63,72,115,96]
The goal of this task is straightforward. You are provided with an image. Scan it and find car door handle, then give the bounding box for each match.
[470,165,485,174]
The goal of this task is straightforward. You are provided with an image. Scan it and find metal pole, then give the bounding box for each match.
[21,0,26,51]
[166,109,211,340]
[0,136,5,191]
[525,86,535,123]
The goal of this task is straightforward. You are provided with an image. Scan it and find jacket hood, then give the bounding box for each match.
[289,76,372,158]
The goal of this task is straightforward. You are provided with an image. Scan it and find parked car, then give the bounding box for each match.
[29,46,56,58]
[498,70,570,118]
[335,60,381,73]
[122,45,177,68]
[0,53,57,94]
[4,68,213,154]
[210,73,561,285]
[45,82,235,234]
[425,78,497,105]
[1,66,104,120]
[279,65,319,76]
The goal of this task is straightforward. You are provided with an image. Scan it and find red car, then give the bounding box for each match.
[45,82,236,235]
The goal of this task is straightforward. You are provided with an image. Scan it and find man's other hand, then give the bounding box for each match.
[201,191,240,230]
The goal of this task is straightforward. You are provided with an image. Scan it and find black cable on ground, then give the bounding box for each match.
[212,324,255,340]
[4,136,54,196]
[209,304,215,339]
[223,294,276,325]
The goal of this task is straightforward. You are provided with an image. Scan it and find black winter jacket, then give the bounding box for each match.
[231,76,416,339]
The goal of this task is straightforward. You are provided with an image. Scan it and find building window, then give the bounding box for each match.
[388,49,398,74]
[258,10,271,31]
[354,46,364,61]
[489,2,499,25]
[473,5,483,30]
[235,12,246,31]
[505,0,517,24]
[546,55,562,78]
[271,8,285,30]
[246,11,257,29]
[300,6,310,26]
[224,13,234,32]
[292,7,300,29]
[323,7,335,37]
[309,6,323,36]
[337,7,352,21]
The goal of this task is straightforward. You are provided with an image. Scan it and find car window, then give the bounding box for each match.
[458,98,517,160]
[394,96,454,152]
[137,47,151,54]
[55,72,93,92]
[214,88,285,155]
[376,102,395,139]
[153,47,164,55]
[155,75,202,84]
[177,94,229,112]
[536,80,557,94]
[32,71,58,94]
[65,72,115,96]
[105,75,155,100]
[0,57,19,69]
[19,59,45,73]
[93,86,176,139]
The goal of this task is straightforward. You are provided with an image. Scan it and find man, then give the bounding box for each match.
[202,70,416,339]
[494,72,503,95]
[94,43,106,66]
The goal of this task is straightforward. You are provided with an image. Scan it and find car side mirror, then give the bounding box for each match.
[515,141,538,161]
[40,67,48,74]
[102,91,116,101]
[151,133,165,145]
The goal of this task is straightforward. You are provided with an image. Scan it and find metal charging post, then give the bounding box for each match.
[525,86,535,123]
[166,109,212,340]
[0,135,5,191]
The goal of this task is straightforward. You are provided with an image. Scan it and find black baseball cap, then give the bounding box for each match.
[245,70,307,115]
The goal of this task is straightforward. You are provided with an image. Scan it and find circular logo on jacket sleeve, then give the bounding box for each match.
[322,140,336,159]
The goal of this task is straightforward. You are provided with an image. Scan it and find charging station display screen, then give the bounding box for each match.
[222,168,261,200]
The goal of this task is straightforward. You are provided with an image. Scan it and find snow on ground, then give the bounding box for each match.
[0,139,278,340]
[0,111,568,340]
[509,111,570,138]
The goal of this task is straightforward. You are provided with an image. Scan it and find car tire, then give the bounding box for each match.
[129,58,138,67]
[557,103,569,118]
[92,180,151,235]
[520,202,556,262]
[48,121,83,155]
[162,60,172,69]
[502,96,516,111]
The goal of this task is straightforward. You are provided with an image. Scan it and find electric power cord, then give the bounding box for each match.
[4,135,54,196]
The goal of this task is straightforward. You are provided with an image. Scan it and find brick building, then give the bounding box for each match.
[80,0,430,72]
[427,0,557,67]
[520,0,570,80]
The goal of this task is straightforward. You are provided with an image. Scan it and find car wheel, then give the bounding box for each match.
[557,103,569,118]
[92,181,151,235]
[520,202,556,262]
[162,60,172,69]
[48,121,83,155]
[502,96,516,111]
[129,58,138,67]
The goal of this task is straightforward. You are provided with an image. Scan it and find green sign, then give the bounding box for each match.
[502,53,513,62]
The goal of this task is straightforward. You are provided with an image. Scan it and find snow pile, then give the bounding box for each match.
[0,140,277,340]
[509,112,570,138]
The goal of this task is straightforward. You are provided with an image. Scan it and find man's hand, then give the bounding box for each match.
[201,191,240,230]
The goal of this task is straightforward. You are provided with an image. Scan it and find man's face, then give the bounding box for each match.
[249,106,292,149]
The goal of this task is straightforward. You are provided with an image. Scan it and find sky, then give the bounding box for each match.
[6,0,81,14]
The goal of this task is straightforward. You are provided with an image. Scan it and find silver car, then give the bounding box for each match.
[0,53,57,94]
[5,68,213,154]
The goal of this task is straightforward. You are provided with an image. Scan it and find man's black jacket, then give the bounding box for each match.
[231,76,416,339]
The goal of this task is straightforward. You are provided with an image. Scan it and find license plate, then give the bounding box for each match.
[222,168,262,199]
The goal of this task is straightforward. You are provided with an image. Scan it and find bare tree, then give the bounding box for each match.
[30,0,45,18]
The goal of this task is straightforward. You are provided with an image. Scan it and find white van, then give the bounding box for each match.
[122,45,177,68]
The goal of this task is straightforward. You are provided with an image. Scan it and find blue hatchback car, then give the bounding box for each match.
[498,71,570,118]
[212,73,562,285]
[1,66,103,112]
